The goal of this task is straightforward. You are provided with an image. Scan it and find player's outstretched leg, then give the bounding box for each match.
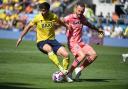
[56,46,73,82]
[67,53,85,76]
[63,57,70,70]
[48,51,64,71]
[75,54,97,80]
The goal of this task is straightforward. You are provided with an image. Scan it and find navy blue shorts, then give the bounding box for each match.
[37,39,62,54]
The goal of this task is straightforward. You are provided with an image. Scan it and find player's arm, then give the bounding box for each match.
[16,23,33,47]
[83,20,104,34]
[57,18,68,28]
[83,20,98,31]
[59,17,71,30]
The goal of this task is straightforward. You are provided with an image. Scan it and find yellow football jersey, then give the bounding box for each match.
[30,12,59,43]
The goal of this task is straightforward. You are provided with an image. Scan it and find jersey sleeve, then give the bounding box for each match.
[52,13,59,22]
[29,15,38,26]
[64,15,70,23]
[81,15,87,23]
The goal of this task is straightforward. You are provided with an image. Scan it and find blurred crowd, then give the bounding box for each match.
[0,0,38,31]
[0,0,128,39]
[0,0,72,31]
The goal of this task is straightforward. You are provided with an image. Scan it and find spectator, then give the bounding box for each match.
[124,0,128,14]
[112,12,119,24]
[60,0,69,16]
[97,12,104,27]
[103,24,112,37]
[0,19,11,30]
[83,4,95,23]
[111,24,123,38]
[106,12,112,25]
[25,4,33,13]
[50,0,61,17]
[123,26,128,38]
[0,19,4,29]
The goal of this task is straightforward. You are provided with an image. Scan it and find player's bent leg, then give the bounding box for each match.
[68,51,85,74]
[57,46,70,71]
[74,54,97,81]
[43,44,63,71]
[57,47,74,82]
[48,51,63,69]
[74,49,97,80]
[80,45,97,70]
[80,53,97,70]
[66,51,85,82]
[73,53,85,81]
[63,57,70,70]
[75,53,97,80]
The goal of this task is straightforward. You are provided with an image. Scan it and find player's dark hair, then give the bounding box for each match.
[76,2,85,7]
[39,2,50,10]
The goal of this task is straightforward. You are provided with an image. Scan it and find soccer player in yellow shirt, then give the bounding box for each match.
[16,2,73,82]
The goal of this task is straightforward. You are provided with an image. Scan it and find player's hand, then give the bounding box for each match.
[97,28,104,38]
[16,38,22,47]
[98,28,104,35]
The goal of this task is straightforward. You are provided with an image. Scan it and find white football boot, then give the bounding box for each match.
[65,74,73,83]
[60,67,73,82]
[75,67,81,80]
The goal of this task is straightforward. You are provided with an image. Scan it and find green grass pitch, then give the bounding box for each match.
[0,38,128,89]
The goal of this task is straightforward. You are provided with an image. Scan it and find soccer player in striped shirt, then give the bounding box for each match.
[63,2,104,81]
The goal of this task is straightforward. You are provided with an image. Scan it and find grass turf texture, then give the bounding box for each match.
[0,38,128,89]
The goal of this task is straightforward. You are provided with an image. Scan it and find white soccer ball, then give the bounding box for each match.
[52,71,64,82]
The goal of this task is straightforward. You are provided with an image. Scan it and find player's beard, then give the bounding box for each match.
[77,14,83,18]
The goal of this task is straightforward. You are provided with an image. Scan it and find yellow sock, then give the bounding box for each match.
[63,57,70,70]
[48,51,63,70]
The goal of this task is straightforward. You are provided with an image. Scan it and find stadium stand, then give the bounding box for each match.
[0,0,128,47]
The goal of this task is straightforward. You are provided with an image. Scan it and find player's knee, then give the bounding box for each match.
[90,54,97,61]
[78,54,85,61]
[93,54,97,60]
[63,52,69,58]
[43,44,52,52]
[81,55,85,60]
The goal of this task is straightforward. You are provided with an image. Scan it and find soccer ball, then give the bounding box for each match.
[52,71,64,82]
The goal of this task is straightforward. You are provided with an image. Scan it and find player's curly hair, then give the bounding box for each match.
[39,2,50,10]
